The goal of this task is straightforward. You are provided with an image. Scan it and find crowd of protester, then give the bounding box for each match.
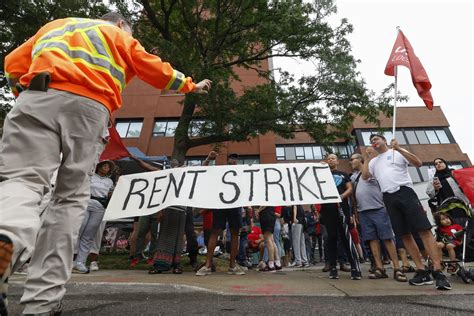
[63,135,474,293]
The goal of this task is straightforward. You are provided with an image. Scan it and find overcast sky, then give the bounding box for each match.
[273,0,473,162]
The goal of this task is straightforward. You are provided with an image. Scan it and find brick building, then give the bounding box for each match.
[114,79,471,185]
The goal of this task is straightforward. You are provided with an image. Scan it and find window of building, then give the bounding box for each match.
[415,130,429,144]
[275,144,351,161]
[189,119,214,137]
[153,120,179,137]
[285,147,296,160]
[304,146,314,160]
[185,157,215,166]
[406,161,466,183]
[313,146,323,159]
[395,131,406,144]
[450,163,463,170]
[425,129,440,144]
[408,166,422,183]
[336,145,349,158]
[295,146,305,160]
[276,147,285,160]
[419,165,430,182]
[435,129,450,144]
[358,128,453,147]
[404,130,418,144]
[237,157,260,165]
[361,131,372,146]
[382,131,393,143]
[115,120,143,138]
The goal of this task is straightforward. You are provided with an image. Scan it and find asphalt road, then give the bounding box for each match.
[6,283,474,315]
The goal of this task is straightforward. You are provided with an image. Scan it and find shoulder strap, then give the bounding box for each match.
[353,173,362,196]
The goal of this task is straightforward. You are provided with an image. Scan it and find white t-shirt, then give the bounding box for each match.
[368,150,413,193]
[89,173,114,209]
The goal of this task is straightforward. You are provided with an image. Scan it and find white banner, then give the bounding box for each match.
[104,162,341,221]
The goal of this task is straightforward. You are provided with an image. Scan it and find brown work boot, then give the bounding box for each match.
[0,235,13,278]
[0,234,13,316]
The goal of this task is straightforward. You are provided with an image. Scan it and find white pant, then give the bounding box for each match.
[0,89,109,314]
[291,223,308,265]
[76,203,106,263]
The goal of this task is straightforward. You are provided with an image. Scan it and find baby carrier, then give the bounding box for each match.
[432,167,474,283]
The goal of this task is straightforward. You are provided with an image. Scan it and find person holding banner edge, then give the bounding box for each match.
[0,11,212,315]
[196,151,246,276]
[362,134,451,290]
[320,154,361,280]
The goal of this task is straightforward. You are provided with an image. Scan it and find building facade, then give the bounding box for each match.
[114,79,471,184]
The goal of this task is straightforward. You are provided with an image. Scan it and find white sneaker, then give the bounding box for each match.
[72,262,89,274]
[195,265,212,276]
[228,265,246,275]
[257,261,266,270]
[236,264,248,271]
[90,261,99,271]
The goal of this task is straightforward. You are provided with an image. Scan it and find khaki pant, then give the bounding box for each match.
[0,89,109,313]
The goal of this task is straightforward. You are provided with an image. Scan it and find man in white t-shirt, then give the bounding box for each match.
[361,133,451,290]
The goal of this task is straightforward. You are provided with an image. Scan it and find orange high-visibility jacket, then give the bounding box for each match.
[4,17,197,113]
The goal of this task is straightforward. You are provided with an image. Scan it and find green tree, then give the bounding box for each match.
[1,0,402,160]
[118,0,398,163]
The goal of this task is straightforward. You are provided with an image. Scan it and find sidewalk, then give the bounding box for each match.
[11,263,473,297]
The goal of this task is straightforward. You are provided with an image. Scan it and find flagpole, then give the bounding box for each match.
[392,65,398,140]
[391,27,400,163]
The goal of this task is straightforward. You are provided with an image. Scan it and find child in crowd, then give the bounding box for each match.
[434,213,463,273]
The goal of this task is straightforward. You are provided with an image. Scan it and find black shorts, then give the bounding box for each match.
[259,208,276,233]
[382,186,432,236]
[212,208,242,231]
[395,231,425,251]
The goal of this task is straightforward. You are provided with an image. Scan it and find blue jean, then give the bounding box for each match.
[273,219,284,258]
[237,233,248,262]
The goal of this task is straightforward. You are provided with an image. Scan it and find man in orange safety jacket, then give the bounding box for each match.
[0,12,211,315]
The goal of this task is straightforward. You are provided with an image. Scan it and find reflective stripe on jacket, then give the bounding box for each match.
[5,17,196,112]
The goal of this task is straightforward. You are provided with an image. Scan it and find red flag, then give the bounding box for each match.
[452,167,474,206]
[385,30,434,110]
[100,125,131,161]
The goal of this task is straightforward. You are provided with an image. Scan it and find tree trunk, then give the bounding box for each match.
[171,95,196,164]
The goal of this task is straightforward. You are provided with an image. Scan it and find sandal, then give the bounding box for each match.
[148,268,162,274]
[401,265,415,273]
[447,264,458,274]
[394,269,408,282]
[369,268,388,279]
[173,267,183,274]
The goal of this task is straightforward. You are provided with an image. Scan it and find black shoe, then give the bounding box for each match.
[409,269,434,286]
[351,269,362,280]
[322,263,331,272]
[190,260,198,270]
[432,270,452,290]
[329,267,339,279]
[339,263,351,272]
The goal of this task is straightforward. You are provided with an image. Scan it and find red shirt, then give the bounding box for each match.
[248,226,262,249]
[274,206,282,215]
[202,210,213,230]
[439,224,463,246]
